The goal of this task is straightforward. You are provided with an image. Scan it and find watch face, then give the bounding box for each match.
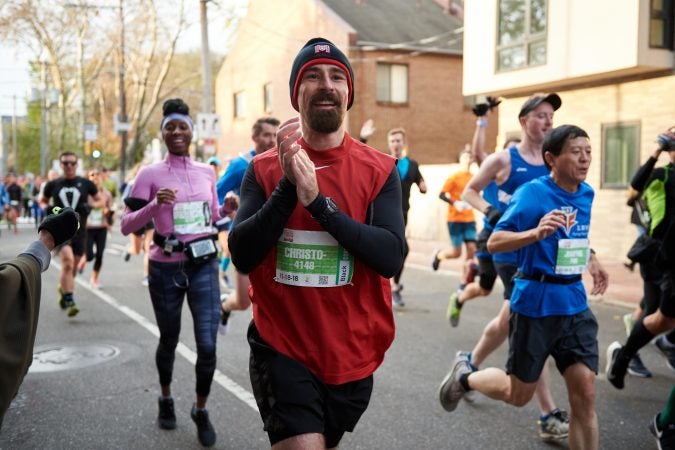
[325,197,338,214]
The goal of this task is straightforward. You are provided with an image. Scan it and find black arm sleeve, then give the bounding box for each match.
[228,162,298,273]
[305,167,405,278]
[631,157,658,191]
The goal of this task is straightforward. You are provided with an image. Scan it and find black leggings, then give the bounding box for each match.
[86,227,108,272]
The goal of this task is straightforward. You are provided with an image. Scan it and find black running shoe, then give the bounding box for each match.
[606,341,628,389]
[191,405,216,447]
[431,250,441,271]
[649,413,675,450]
[157,397,176,430]
[627,353,652,378]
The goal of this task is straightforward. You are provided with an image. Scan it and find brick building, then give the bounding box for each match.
[214,0,497,166]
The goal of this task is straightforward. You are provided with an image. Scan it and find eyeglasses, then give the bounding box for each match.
[61,161,77,166]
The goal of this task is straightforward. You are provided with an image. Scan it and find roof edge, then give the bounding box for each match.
[355,41,462,56]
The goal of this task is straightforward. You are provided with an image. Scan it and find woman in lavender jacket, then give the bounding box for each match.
[120,98,226,447]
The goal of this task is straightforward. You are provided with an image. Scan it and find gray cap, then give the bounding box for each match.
[518,93,561,118]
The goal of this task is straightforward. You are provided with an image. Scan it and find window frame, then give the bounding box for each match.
[375,62,409,106]
[233,90,247,119]
[601,121,641,189]
[263,83,273,114]
[649,0,674,49]
[495,0,549,73]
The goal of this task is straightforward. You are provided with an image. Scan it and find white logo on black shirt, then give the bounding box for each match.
[58,186,82,209]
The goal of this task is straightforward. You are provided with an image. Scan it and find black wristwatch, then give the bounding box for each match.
[312,196,339,225]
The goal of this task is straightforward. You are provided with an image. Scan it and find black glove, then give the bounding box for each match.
[38,207,80,247]
[486,96,502,110]
[484,205,503,227]
[472,103,489,117]
[656,133,675,151]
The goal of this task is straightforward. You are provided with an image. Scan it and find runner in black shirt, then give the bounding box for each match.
[40,151,99,317]
[5,173,22,235]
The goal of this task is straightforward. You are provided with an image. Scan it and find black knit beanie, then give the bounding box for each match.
[289,37,354,112]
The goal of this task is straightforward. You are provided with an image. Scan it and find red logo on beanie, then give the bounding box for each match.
[314,44,331,54]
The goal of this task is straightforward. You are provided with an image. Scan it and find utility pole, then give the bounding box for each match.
[200,0,213,114]
[40,61,48,176]
[77,16,87,158]
[64,3,90,158]
[12,95,17,173]
[117,0,128,183]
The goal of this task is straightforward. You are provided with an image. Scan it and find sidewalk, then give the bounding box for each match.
[407,237,643,309]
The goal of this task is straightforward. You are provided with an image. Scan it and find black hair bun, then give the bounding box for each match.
[162,98,190,117]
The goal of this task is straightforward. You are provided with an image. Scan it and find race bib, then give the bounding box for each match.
[555,238,590,275]
[88,208,105,227]
[173,201,212,235]
[275,229,354,287]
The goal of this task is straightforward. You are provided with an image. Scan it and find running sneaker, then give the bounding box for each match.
[627,352,652,378]
[649,413,675,450]
[438,352,471,412]
[431,250,441,271]
[654,335,675,372]
[191,404,216,447]
[157,396,176,430]
[456,351,476,403]
[538,408,569,441]
[66,300,79,318]
[623,313,634,337]
[123,252,131,262]
[142,276,149,287]
[606,341,627,389]
[447,292,462,327]
[57,284,66,310]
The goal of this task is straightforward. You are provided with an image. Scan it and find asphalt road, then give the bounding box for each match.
[0,223,670,449]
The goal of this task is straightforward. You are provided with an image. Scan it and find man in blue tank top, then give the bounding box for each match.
[441,93,571,440]
[440,125,608,449]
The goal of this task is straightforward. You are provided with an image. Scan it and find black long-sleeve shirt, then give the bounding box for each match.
[228,161,406,278]
[631,157,675,256]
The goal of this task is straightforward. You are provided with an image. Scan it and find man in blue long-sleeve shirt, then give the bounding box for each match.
[215,117,279,332]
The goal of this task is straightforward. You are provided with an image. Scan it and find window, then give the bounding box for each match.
[263,83,273,114]
[649,0,674,49]
[496,0,548,72]
[233,91,246,119]
[602,122,640,188]
[376,63,408,104]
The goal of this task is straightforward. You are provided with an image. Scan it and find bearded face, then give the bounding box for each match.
[297,65,349,135]
[303,91,344,133]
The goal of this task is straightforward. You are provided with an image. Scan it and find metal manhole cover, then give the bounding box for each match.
[29,344,120,373]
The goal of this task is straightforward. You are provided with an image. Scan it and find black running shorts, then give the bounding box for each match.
[67,226,87,256]
[506,309,599,383]
[495,262,518,300]
[247,321,373,448]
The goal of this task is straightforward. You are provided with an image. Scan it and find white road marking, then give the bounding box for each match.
[52,261,259,412]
